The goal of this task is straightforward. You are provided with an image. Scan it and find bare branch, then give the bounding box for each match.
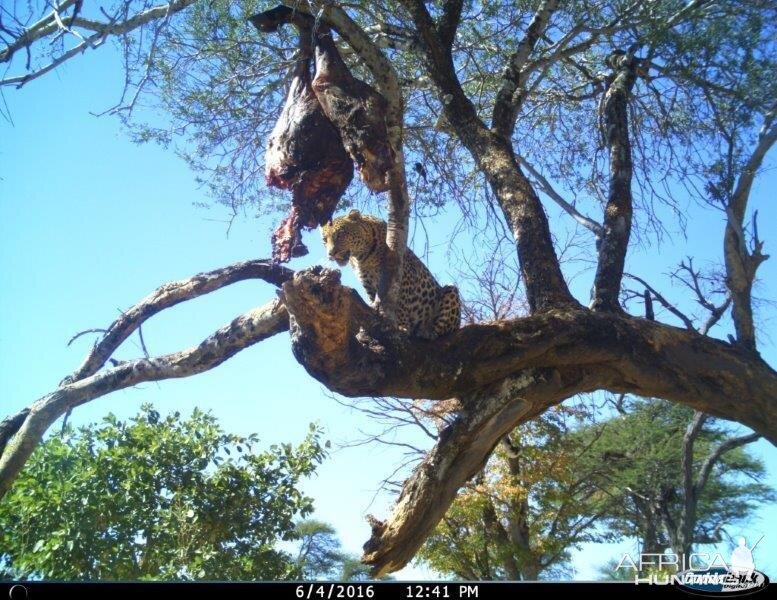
[64,259,292,383]
[624,273,696,330]
[0,298,289,498]
[491,0,558,138]
[516,154,603,236]
[723,109,777,351]
[67,328,109,346]
[1,0,197,88]
[0,0,80,64]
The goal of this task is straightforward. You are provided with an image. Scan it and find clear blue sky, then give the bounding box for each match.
[0,41,775,581]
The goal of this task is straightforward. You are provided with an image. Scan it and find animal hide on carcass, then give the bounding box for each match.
[264,50,353,262]
[311,30,394,193]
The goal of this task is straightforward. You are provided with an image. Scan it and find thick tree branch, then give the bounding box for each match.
[362,369,585,576]
[398,0,576,312]
[437,0,464,49]
[0,259,293,498]
[281,267,777,441]
[591,50,640,311]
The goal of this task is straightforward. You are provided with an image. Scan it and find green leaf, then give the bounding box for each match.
[0,405,328,580]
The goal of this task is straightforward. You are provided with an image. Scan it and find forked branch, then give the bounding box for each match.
[0,260,293,499]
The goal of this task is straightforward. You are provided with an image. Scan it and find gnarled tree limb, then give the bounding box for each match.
[0,299,289,498]
[66,259,293,383]
[362,368,592,576]
[281,267,777,438]
[277,266,777,574]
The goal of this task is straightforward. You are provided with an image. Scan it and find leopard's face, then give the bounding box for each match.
[321,210,379,266]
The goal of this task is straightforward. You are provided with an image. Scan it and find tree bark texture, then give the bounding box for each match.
[398,0,577,313]
[278,266,777,574]
[591,51,638,311]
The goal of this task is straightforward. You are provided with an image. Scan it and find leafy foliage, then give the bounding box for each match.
[0,406,328,580]
[418,399,773,580]
[112,0,777,244]
[576,399,774,556]
[291,520,393,581]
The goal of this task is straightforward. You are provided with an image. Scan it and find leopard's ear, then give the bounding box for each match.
[347,208,361,218]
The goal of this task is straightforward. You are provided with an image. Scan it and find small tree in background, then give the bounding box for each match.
[292,520,394,581]
[294,520,345,580]
[0,406,327,580]
[578,398,774,570]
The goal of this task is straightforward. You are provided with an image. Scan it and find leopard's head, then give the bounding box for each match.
[321,209,383,266]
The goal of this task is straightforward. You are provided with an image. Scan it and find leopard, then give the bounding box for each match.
[321,209,461,339]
